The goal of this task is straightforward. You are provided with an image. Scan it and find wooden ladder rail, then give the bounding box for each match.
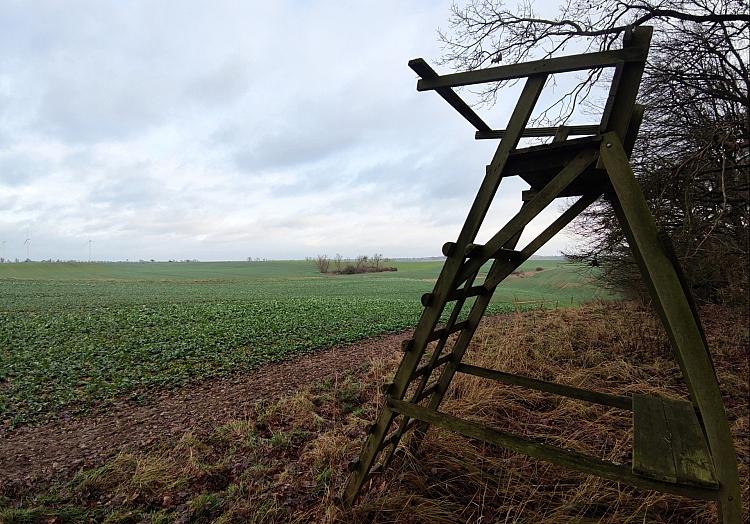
[600,133,742,523]
[379,264,483,470]
[341,72,549,505]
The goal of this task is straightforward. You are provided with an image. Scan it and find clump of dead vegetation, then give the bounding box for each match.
[313,254,397,275]
[1,301,747,523]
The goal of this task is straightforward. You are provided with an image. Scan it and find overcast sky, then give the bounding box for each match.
[0,0,593,261]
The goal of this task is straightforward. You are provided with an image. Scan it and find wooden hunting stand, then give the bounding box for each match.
[343,27,742,522]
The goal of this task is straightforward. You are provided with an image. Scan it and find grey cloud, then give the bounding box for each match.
[0,1,579,261]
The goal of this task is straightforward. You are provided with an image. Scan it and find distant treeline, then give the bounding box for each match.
[310,254,397,274]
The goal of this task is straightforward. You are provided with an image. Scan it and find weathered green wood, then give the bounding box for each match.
[553,125,572,142]
[411,353,453,380]
[417,48,646,91]
[623,104,645,155]
[349,30,742,520]
[456,147,597,286]
[662,397,718,488]
[383,268,482,469]
[409,58,492,133]
[486,75,547,178]
[475,124,598,140]
[446,285,488,301]
[458,363,632,410]
[509,135,602,159]
[388,397,718,501]
[407,205,533,452]
[633,394,678,483]
[601,134,742,522]
[342,69,547,507]
[599,27,652,139]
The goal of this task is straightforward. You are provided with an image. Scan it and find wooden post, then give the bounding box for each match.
[600,134,742,523]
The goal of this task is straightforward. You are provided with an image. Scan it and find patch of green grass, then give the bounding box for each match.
[0,260,613,425]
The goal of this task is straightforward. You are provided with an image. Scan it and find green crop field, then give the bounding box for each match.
[0,259,613,427]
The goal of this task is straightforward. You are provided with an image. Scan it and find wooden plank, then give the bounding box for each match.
[475,124,598,140]
[388,397,718,501]
[662,397,718,488]
[446,285,487,301]
[416,48,647,91]
[409,58,492,132]
[456,147,597,286]
[633,394,678,483]
[601,134,742,521]
[599,27,652,139]
[508,135,602,159]
[411,353,453,380]
[553,126,572,142]
[458,364,631,410]
[428,320,469,343]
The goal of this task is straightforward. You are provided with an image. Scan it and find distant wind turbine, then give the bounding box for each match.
[24,237,31,261]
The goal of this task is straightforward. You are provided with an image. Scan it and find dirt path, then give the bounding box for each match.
[0,330,411,490]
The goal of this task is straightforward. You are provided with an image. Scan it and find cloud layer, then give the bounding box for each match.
[0,0,586,261]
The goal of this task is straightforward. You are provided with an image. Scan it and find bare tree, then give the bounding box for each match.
[371,253,383,270]
[439,0,749,304]
[314,254,330,274]
[439,0,748,121]
[334,253,343,273]
[354,255,369,273]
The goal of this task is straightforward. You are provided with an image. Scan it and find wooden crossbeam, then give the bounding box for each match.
[408,58,492,132]
[456,363,632,410]
[387,397,719,501]
[416,48,647,91]
[475,125,599,140]
[411,353,453,380]
[599,28,652,138]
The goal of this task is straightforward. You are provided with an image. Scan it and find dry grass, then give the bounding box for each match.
[1,301,747,523]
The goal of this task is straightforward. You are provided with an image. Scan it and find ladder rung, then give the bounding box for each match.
[427,320,469,342]
[416,382,440,402]
[411,353,453,380]
[497,248,523,260]
[447,285,488,301]
[364,463,383,482]
[402,321,469,352]
[377,419,418,452]
[422,286,486,306]
[465,243,483,257]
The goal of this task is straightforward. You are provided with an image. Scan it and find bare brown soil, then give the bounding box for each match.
[0,329,418,490]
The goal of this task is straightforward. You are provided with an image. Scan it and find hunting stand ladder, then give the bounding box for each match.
[343,27,742,522]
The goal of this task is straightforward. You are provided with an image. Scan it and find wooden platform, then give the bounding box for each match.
[633,394,718,489]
